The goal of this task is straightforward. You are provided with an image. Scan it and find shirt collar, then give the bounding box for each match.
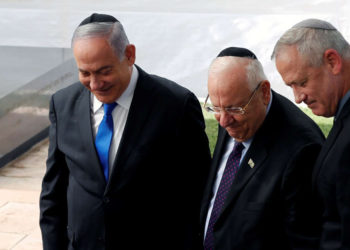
[92,65,139,113]
[335,89,350,120]
[234,137,253,149]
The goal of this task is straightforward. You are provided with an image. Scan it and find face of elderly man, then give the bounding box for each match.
[208,57,270,142]
[275,45,343,117]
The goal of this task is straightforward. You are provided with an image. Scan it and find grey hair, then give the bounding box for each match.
[71,22,129,61]
[210,56,267,90]
[245,59,267,89]
[272,23,350,66]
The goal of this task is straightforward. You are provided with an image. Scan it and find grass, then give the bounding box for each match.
[300,107,333,137]
[203,106,333,155]
[203,109,219,155]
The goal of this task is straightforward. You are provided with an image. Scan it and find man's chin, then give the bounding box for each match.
[95,94,116,104]
[227,130,243,141]
[310,106,331,117]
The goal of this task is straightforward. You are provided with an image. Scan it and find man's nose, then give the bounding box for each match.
[218,111,234,128]
[90,75,101,90]
[292,86,306,104]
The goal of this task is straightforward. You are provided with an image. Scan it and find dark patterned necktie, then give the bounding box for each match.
[204,142,244,250]
[95,102,117,182]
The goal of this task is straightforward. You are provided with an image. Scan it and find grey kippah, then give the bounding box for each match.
[292,18,337,30]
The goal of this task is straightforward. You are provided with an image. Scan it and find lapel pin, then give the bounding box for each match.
[248,158,255,168]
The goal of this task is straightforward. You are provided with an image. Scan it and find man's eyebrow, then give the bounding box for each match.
[96,66,112,72]
[285,81,295,87]
[286,78,307,87]
[78,65,112,73]
[78,68,87,73]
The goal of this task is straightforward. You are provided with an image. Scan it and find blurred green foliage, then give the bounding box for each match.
[300,107,333,137]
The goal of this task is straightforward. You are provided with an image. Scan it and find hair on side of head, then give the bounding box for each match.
[210,56,267,90]
[272,19,350,66]
[246,59,267,88]
[72,22,130,61]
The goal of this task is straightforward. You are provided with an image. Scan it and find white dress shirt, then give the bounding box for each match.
[204,91,273,238]
[91,65,139,177]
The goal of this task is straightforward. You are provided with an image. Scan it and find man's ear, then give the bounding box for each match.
[124,44,136,65]
[260,80,271,105]
[324,49,342,75]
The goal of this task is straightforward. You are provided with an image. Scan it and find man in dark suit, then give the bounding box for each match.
[39,13,211,250]
[272,19,350,250]
[200,47,324,250]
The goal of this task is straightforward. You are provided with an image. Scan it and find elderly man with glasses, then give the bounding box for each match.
[199,47,325,250]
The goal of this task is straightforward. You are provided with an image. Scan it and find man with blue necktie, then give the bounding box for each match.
[39,13,211,250]
[199,47,324,250]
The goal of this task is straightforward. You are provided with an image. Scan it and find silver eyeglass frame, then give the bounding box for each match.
[203,82,262,115]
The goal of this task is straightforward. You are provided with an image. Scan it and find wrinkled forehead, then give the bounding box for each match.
[275,44,312,66]
[210,56,250,72]
[209,57,250,90]
[275,46,312,84]
[208,73,252,107]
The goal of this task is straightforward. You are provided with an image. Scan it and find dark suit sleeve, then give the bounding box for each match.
[177,92,211,249]
[39,97,69,250]
[337,142,350,248]
[281,143,322,250]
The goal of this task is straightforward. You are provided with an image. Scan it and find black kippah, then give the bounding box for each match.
[79,13,119,26]
[217,47,257,59]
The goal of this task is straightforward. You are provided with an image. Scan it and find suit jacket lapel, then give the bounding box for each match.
[200,124,269,228]
[76,87,106,183]
[106,66,156,191]
[214,92,279,226]
[312,99,350,187]
[216,137,268,226]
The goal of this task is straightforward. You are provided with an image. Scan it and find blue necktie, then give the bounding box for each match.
[95,102,117,181]
[204,142,244,250]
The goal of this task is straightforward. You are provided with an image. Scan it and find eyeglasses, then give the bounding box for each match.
[203,82,262,115]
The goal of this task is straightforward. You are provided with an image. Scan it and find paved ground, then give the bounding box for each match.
[0,139,48,250]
